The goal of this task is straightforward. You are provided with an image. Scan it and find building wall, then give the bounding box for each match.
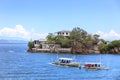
[57,31,70,37]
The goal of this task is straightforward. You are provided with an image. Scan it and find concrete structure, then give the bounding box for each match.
[34,40,41,48]
[33,40,55,49]
[34,40,46,48]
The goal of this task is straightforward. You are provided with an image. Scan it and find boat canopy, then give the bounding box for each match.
[59,58,73,61]
[85,62,101,64]
[84,62,101,67]
[58,58,73,63]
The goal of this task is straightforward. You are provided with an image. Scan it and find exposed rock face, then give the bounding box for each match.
[27,49,33,52]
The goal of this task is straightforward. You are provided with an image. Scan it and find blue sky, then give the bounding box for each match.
[0,0,120,40]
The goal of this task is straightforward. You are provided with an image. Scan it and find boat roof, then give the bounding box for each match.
[59,58,73,61]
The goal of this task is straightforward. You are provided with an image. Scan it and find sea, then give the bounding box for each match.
[0,43,120,80]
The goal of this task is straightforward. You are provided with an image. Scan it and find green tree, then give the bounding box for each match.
[54,35,71,48]
[84,34,94,49]
[46,33,71,48]
[46,33,55,44]
[108,40,120,53]
[98,42,107,53]
[98,40,120,53]
[54,35,65,44]
[28,41,34,50]
[93,34,100,45]
[61,36,71,48]
[70,27,88,53]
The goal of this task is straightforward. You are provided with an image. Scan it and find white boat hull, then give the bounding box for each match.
[52,62,79,67]
[84,66,109,70]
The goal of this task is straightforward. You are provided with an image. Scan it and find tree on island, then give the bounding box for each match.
[46,33,71,48]
[70,27,88,53]
[70,27,100,53]
[98,40,120,53]
[46,27,101,53]
[28,41,34,50]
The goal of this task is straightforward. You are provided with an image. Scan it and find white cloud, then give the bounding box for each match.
[0,25,48,40]
[1,25,119,41]
[96,30,120,41]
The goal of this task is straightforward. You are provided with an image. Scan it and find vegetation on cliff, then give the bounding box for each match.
[28,41,34,50]
[98,40,120,53]
[46,27,100,53]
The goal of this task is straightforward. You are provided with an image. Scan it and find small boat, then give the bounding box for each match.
[82,54,109,70]
[83,62,108,70]
[52,58,79,67]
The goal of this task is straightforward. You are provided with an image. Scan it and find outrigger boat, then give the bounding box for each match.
[52,58,79,67]
[83,62,108,70]
[82,54,109,70]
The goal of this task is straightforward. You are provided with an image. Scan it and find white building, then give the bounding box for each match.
[56,30,71,37]
[34,40,46,48]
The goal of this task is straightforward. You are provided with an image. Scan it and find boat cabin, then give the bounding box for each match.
[84,62,101,68]
[52,57,79,67]
[58,58,73,63]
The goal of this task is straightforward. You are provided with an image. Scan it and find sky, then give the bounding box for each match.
[0,0,120,41]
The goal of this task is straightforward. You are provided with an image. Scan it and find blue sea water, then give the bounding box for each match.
[0,43,120,80]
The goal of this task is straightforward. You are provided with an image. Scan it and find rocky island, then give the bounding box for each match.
[28,27,120,54]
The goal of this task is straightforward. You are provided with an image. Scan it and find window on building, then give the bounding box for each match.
[66,33,68,35]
